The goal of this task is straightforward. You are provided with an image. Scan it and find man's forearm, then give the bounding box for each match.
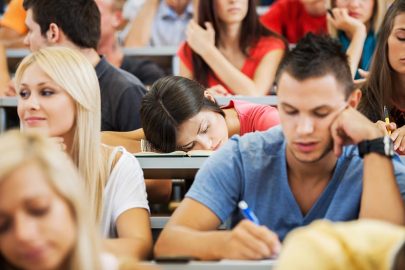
[155,225,229,260]
[360,153,405,224]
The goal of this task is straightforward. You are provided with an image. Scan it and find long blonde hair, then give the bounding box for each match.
[0,130,101,270]
[327,0,386,37]
[14,47,108,223]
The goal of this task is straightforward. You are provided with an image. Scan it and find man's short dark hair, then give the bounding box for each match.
[276,34,354,97]
[23,0,100,50]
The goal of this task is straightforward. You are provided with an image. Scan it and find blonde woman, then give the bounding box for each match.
[327,0,385,79]
[0,131,106,270]
[14,47,152,259]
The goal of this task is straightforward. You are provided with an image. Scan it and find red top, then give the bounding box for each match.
[260,0,327,44]
[222,100,280,135]
[178,36,285,94]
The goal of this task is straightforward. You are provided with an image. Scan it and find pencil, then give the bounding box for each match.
[384,106,391,135]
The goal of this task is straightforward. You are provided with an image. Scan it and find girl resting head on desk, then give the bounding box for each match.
[14,47,152,260]
[0,131,109,270]
[140,76,280,153]
[358,0,405,154]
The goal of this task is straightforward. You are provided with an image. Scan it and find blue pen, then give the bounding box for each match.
[238,200,260,225]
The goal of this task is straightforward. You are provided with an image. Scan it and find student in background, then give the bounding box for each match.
[276,219,405,270]
[124,0,194,47]
[327,0,386,79]
[154,34,405,260]
[0,0,26,47]
[0,0,27,95]
[0,131,110,270]
[359,0,405,153]
[22,0,147,131]
[15,47,152,260]
[96,0,165,87]
[178,0,286,96]
[260,0,327,44]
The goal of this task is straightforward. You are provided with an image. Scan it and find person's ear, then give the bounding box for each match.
[204,90,216,103]
[46,23,61,44]
[347,89,362,109]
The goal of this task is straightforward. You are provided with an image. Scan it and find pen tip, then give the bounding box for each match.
[238,200,248,209]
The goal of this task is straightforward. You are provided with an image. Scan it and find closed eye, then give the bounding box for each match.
[28,206,49,217]
[200,125,209,134]
[180,143,195,152]
[283,108,298,115]
[313,111,330,118]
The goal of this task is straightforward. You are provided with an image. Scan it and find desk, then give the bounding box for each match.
[215,96,278,106]
[136,156,207,179]
[0,97,18,133]
[141,260,276,270]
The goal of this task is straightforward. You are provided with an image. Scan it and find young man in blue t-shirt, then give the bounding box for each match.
[155,34,405,260]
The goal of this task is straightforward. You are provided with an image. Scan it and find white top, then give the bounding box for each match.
[101,147,149,238]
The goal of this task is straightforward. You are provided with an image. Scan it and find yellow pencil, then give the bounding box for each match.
[384,106,391,135]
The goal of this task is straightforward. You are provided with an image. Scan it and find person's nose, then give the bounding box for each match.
[296,115,315,136]
[13,214,39,244]
[25,94,40,111]
[348,0,360,9]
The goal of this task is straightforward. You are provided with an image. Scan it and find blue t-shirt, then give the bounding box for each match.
[186,126,405,241]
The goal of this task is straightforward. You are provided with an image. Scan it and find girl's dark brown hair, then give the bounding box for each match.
[184,0,286,87]
[359,0,405,121]
[140,76,225,153]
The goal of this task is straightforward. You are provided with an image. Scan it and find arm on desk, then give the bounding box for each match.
[155,198,280,260]
[101,129,145,153]
[360,152,405,225]
[104,208,153,260]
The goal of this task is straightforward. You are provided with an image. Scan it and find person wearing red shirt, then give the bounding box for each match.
[260,0,327,44]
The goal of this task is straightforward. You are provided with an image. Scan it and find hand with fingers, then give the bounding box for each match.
[375,120,396,136]
[5,80,16,96]
[219,220,281,260]
[327,8,366,38]
[206,84,230,97]
[330,107,384,156]
[186,20,216,57]
[375,120,405,152]
[354,68,369,85]
[391,125,405,153]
